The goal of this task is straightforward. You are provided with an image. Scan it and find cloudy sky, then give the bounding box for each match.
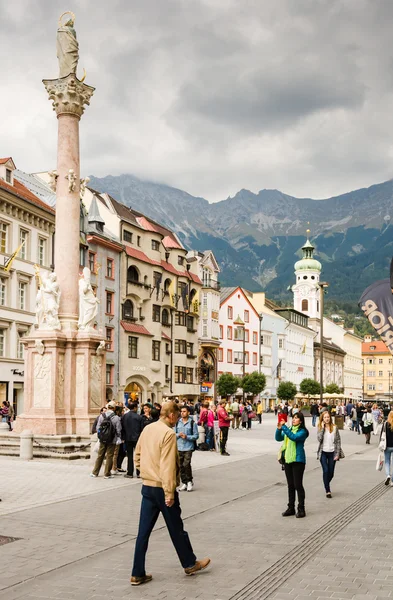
[1,0,393,202]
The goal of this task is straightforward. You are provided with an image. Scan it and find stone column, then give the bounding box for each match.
[42,75,95,332]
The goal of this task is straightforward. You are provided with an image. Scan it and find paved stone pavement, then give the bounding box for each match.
[0,415,390,600]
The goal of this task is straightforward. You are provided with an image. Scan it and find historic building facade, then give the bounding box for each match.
[362,337,392,400]
[275,308,315,387]
[0,158,55,414]
[187,250,221,399]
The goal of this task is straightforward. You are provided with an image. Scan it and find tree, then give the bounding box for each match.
[216,373,240,398]
[241,372,266,397]
[277,381,297,402]
[325,383,341,395]
[299,378,321,396]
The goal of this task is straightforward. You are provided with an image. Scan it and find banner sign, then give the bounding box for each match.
[359,275,393,355]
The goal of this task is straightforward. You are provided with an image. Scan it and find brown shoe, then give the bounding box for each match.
[130,574,152,586]
[184,558,211,576]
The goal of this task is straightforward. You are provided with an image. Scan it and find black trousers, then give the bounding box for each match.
[284,462,305,509]
[117,442,126,469]
[179,450,193,484]
[220,426,229,453]
[126,440,140,476]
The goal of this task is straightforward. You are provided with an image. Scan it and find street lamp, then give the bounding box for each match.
[319,282,329,406]
[234,315,245,402]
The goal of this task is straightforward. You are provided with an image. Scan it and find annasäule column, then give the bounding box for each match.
[42,76,94,331]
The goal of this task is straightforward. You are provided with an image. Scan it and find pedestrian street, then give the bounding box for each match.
[0,414,391,600]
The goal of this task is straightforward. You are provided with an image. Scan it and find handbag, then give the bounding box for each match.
[379,423,387,451]
[339,447,345,459]
[376,452,384,472]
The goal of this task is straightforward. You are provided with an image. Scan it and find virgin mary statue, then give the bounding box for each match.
[56,12,79,78]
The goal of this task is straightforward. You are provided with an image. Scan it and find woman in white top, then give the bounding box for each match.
[317,410,342,499]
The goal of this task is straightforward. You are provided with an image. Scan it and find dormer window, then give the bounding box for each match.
[5,169,11,184]
[0,157,16,185]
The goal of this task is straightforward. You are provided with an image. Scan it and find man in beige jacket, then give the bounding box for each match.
[131,401,210,586]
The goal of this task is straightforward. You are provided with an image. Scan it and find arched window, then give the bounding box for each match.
[123,299,134,320]
[127,266,139,283]
[301,299,308,312]
[162,308,169,325]
[164,278,171,291]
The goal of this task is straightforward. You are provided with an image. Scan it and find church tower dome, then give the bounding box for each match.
[292,231,321,319]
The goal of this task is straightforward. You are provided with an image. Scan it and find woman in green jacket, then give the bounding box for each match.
[275,411,309,518]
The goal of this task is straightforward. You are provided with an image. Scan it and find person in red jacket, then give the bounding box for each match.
[217,400,231,456]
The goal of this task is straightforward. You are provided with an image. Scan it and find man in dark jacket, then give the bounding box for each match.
[122,402,143,478]
[310,402,319,427]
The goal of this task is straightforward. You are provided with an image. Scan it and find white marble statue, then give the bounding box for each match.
[35,272,61,331]
[78,267,99,331]
[57,12,79,78]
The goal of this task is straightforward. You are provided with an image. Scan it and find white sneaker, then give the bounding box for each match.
[178,483,187,491]
[187,481,194,492]
[104,475,115,479]
[89,473,97,478]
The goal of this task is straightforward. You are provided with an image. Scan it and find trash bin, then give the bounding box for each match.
[334,415,344,430]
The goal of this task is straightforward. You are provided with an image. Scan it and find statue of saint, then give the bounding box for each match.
[35,272,61,331]
[78,267,99,331]
[57,12,79,78]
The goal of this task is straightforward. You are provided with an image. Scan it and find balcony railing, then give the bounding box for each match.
[202,280,221,291]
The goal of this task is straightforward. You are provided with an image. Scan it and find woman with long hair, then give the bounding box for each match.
[317,410,342,498]
[372,403,381,436]
[275,411,309,518]
[380,410,393,486]
[362,406,373,444]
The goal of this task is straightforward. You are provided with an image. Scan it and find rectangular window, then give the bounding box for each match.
[106,291,113,314]
[234,352,243,363]
[245,351,249,364]
[368,358,375,364]
[244,310,249,322]
[106,258,114,278]
[137,236,141,246]
[152,304,161,322]
[152,340,161,361]
[186,367,193,383]
[186,342,194,356]
[379,383,383,390]
[175,312,186,326]
[128,336,138,358]
[105,327,114,351]
[253,352,257,365]
[379,371,383,377]
[5,169,11,183]
[234,327,244,340]
[178,255,184,265]
[153,271,162,288]
[0,222,7,253]
[253,331,257,344]
[367,370,376,377]
[219,325,223,339]
[218,348,223,362]
[38,238,46,266]
[88,251,96,273]
[368,384,375,391]
[389,359,392,365]
[379,359,383,364]
[245,329,249,343]
[123,230,133,243]
[17,332,25,360]
[186,316,194,331]
[106,364,114,385]
[175,366,187,383]
[227,306,233,319]
[165,364,170,380]
[19,229,28,259]
[0,329,4,357]
[227,349,232,363]
[151,239,160,251]
[175,339,187,354]
[19,281,27,310]
[227,326,232,340]
[0,278,6,306]
[279,339,284,349]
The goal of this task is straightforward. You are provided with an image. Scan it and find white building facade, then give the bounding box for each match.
[218,287,261,379]
[275,308,315,387]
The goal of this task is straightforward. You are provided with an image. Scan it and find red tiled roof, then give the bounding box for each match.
[189,272,202,284]
[0,177,55,214]
[161,332,171,341]
[362,341,390,354]
[120,321,153,336]
[125,247,201,284]
[136,216,160,233]
[125,246,161,266]
[162,235,182,250]
[0,157,12,165]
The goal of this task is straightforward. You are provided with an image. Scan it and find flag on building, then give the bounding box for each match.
[168,278,176,307]
[301,339,307,354]
[182,283,189,312]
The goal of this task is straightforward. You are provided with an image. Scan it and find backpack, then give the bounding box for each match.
[97,413,116,444]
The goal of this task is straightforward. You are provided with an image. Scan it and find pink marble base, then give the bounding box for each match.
[14,330,105,435]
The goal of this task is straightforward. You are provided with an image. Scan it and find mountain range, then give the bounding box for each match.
[88,174,393,303]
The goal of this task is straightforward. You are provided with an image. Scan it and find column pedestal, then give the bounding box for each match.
[14,330,105,435]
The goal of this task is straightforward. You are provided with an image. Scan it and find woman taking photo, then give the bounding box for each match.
[275,411,309,518]
[317,410,342,498]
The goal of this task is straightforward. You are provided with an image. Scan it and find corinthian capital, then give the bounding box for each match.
[42,74,95,118]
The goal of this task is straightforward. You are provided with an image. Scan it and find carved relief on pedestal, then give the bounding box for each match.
[66,169,77,192]
[56,354,65,409]
[75,355,85,408]
[90,355,102,409]
[33,354,52,408]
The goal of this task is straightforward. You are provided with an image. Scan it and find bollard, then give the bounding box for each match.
[20,430,34,460]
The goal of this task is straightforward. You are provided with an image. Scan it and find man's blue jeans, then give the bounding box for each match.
[312,415,317,427]
[320,451,336,493]
[132,485,196,577]
[384,447,393,478]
